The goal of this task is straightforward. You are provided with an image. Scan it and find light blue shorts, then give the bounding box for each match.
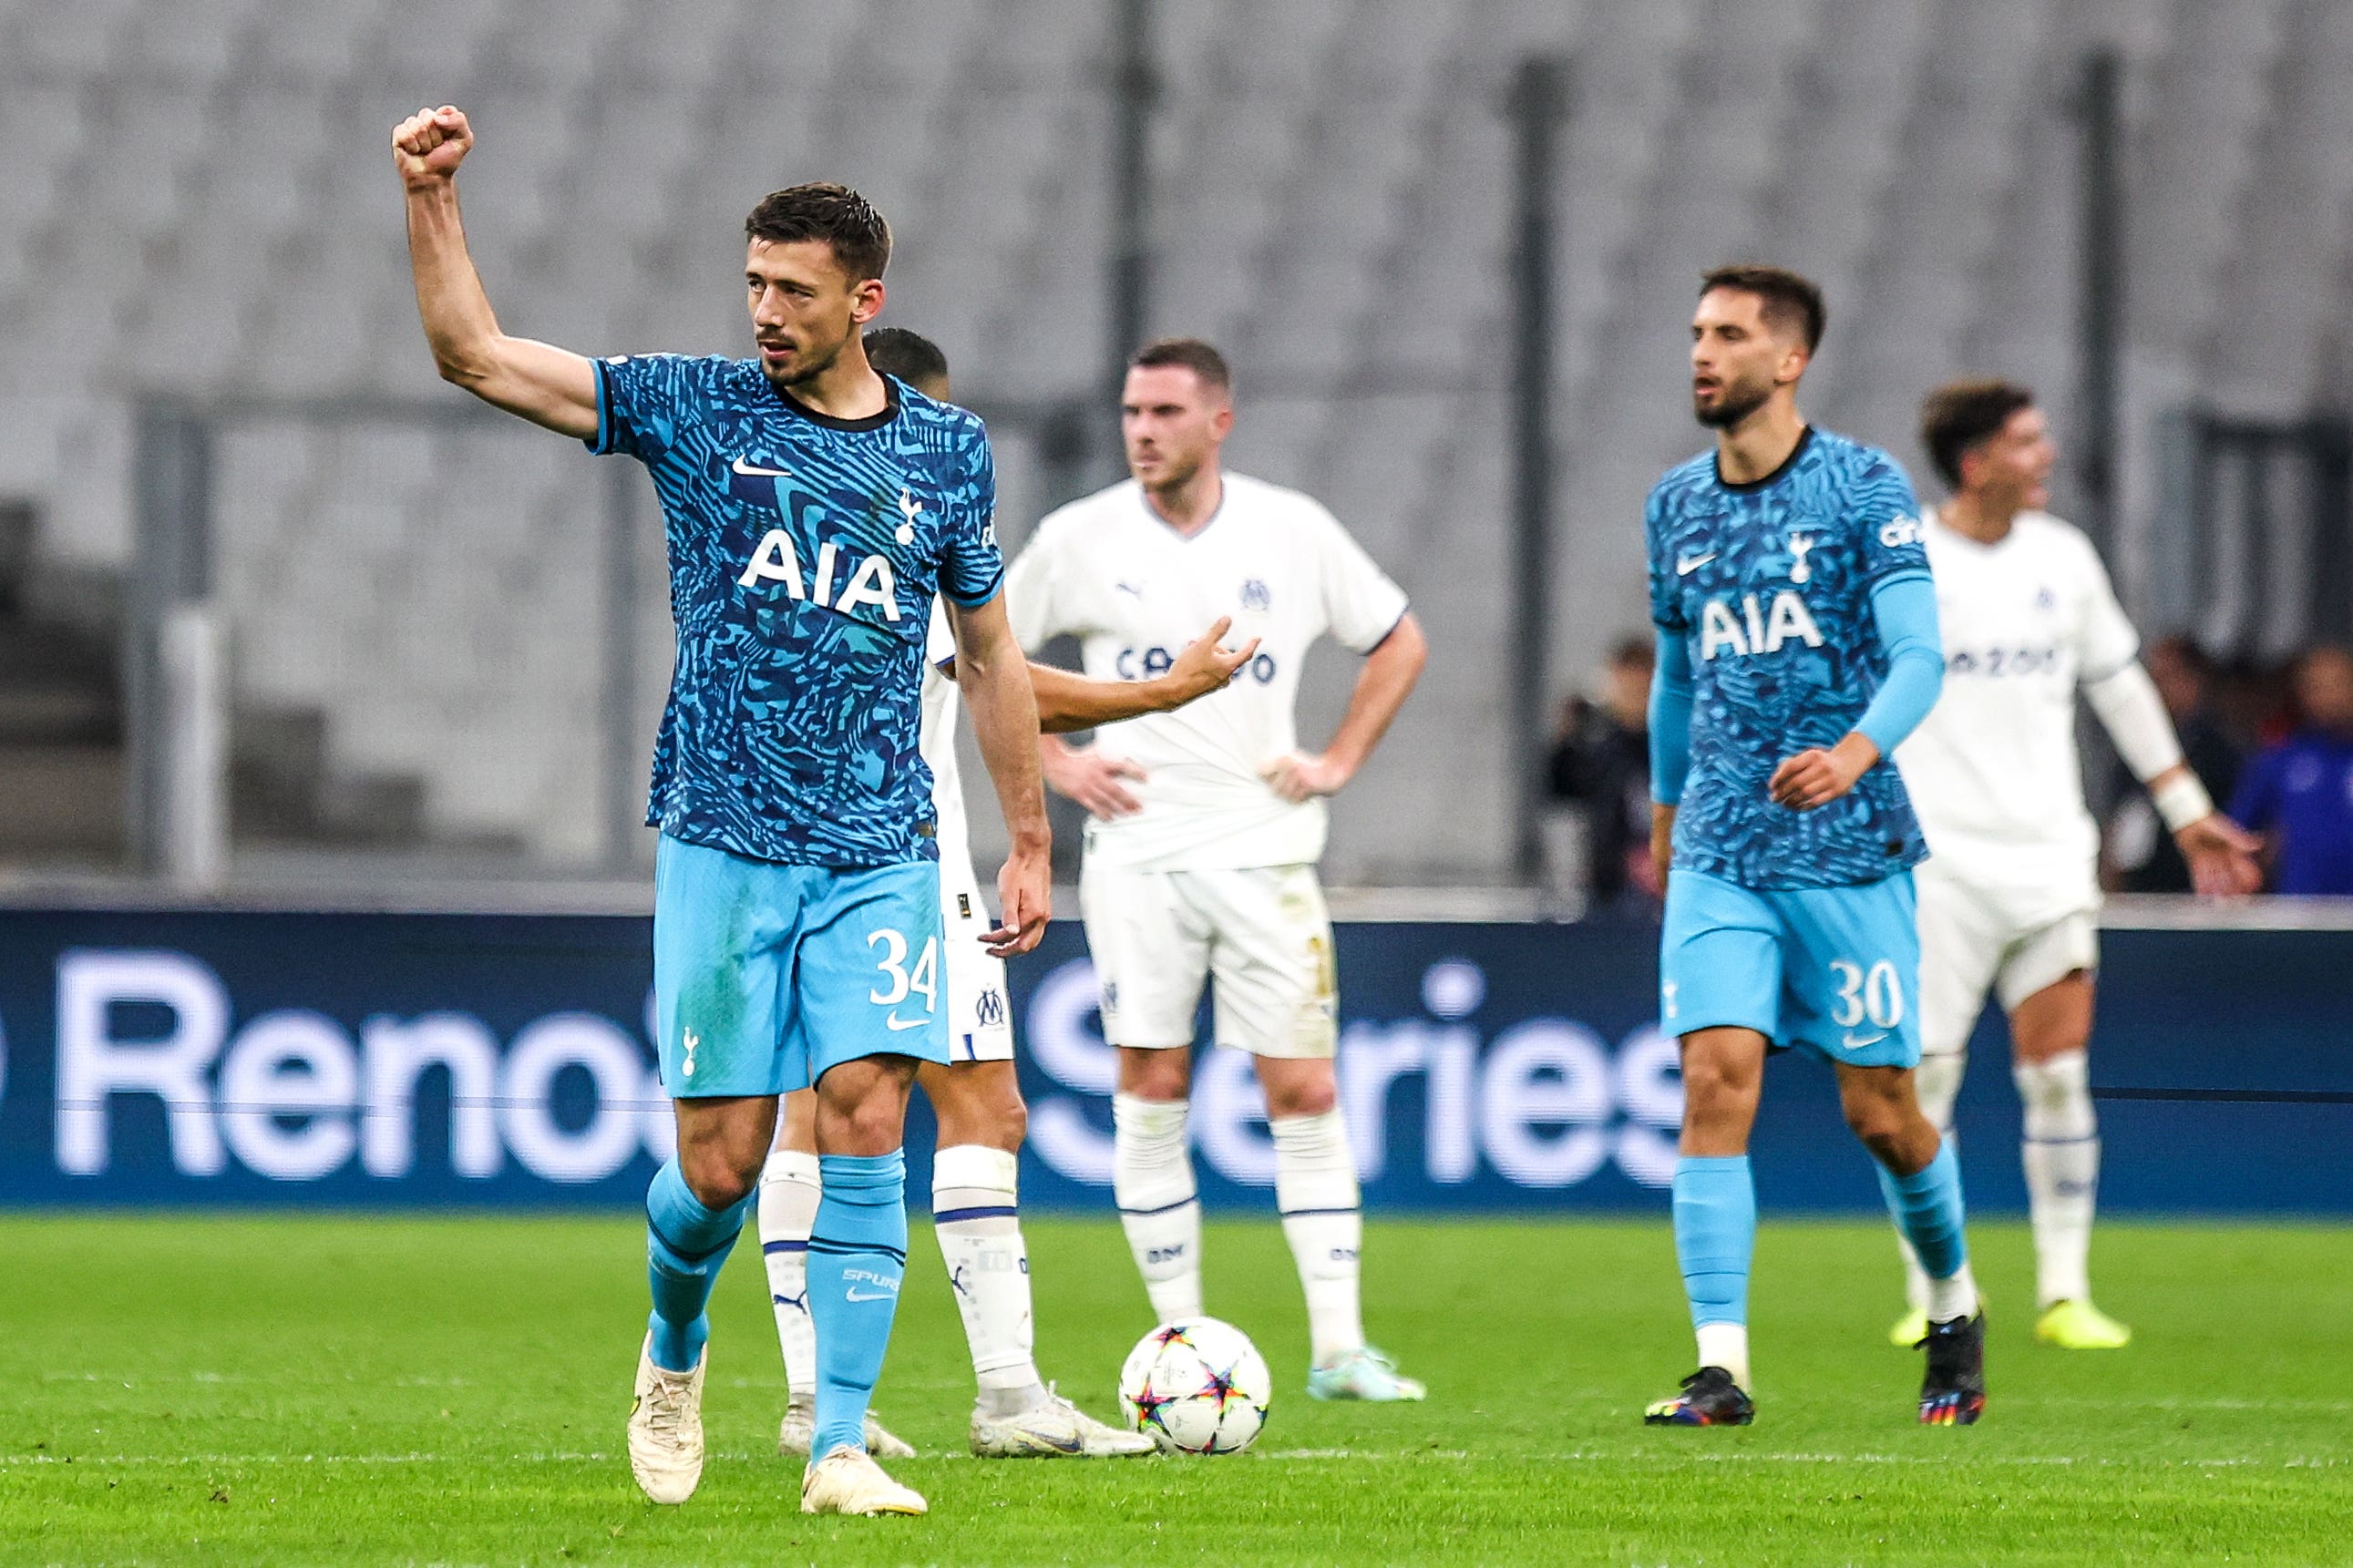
[652,834,950,1099]
[1659,867,1922,1069]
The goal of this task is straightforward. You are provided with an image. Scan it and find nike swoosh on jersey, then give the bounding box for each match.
[1676,552,1717,575]
[1841,1031,1888,1051]
[885,1013,930,1031]
[845,1288,896,1302]
[730,456,793,477]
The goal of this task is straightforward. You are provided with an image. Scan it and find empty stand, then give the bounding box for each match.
[2,0,2348,878]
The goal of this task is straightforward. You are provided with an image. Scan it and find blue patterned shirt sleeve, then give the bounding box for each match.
[1852,452,1930,589]
[1645,486,1689,631]
[938,423,1003,607]
[588,354,704,461]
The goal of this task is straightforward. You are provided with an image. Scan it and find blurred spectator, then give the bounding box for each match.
[1548,636,1659,908]
[2229,644,2353,895]
[2103,637,2245,892]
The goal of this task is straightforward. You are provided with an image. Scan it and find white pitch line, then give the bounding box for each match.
[1252,1448,2342,1471]
[6,1448,2343,1473]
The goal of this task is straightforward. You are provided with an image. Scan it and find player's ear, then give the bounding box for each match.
[1208,400,1235,440]
[850,276,887,326]
[1776,340,1810,388]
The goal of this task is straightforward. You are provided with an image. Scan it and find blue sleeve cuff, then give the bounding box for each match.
[942,571,1003,610]
[584,358,619,456]
[1855,573,1943,757]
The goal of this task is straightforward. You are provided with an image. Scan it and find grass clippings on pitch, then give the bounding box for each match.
[2,1213,2347,1566]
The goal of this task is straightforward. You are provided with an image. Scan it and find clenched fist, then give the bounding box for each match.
[392,105,474,190]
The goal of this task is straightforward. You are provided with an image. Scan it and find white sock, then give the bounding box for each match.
[2017,1050,2099,1307]
[932,1143,1046,1417]
[1271,1109,1364,1364]
[1695,1321,1751,1389]
[1927,1260,1980,1324]
[1899,1051,1967,1313]
[1113,1093,1203,1323]
[755,1147,820,1402]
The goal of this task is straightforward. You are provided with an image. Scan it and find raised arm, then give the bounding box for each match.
[1024,617,1257,733]
[945,592,1052,956]
[393,106,599,438]
[1264,612,1427,803]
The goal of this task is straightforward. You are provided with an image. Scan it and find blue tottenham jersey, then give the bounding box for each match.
[1646,427,1931,890]
[591,357,1002,866]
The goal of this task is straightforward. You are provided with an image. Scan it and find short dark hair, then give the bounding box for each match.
[1129,337,1231,392]
[1919,378,2037,489]
[744,182,891,281]
[863,326,949,394]
[1699,264,1826,353]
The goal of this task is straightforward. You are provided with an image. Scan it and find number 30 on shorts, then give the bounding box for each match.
[1829,958,1905,1030]
[868,927,940,1013]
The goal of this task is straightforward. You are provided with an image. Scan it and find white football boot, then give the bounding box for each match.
[1307,1345,1426,1401]
[971,1386,1157,1458]
[626,1334,706,1504]
[777,1398,916,1460]
[800,1444,928,1516]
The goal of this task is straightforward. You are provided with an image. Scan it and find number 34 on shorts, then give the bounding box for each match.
[652,836,952,1098]
[1658,867,1924,1069]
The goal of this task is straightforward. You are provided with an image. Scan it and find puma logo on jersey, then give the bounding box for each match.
[1700,591,1824,661]
[737,530,902,620]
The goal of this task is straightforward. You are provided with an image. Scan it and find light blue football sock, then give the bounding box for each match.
[1673,1154,1755,1328]
[808,1150,909,1456]
[1877,1141,1969,1281]
[644,1158,753,1373]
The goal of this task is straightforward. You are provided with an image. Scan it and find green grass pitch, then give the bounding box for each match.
[3,1213,2348,1566]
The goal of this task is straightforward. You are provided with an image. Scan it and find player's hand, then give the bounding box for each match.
[983,842,1052,958]
[392,105,474,190]
[1263,751,1351,803]
[2176,813,2264,898]
[1159,617,1259,709]
[1649,804,1676,892]
[1043,743,1146,817]
[1769,733,1878,811]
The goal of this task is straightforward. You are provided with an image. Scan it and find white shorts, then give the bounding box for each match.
[1915,859,2100,1060]
[1079,860,1339,1059]
[940,864,1014,1063]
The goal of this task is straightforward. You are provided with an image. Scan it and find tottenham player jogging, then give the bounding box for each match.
[394,108,1053,1518]
[1884,381,2261,1352]
[1642,267,1985,1429]
[1006,338,1430,1402]
[758,328,1255,1461]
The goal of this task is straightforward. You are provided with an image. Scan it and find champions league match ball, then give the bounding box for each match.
[1117,1317,1273,1455]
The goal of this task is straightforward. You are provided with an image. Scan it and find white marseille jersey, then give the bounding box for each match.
[1005,473,1409,870]
[1895,507,2140,887]
[920,600,981,900]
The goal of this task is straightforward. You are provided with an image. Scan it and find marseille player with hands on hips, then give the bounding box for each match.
[1885,381,2261,1353]
[757,326,1254,1464]
[394,106,1051,1517]
[1643,266,1984,1429]
[1008,339,1430,1402]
